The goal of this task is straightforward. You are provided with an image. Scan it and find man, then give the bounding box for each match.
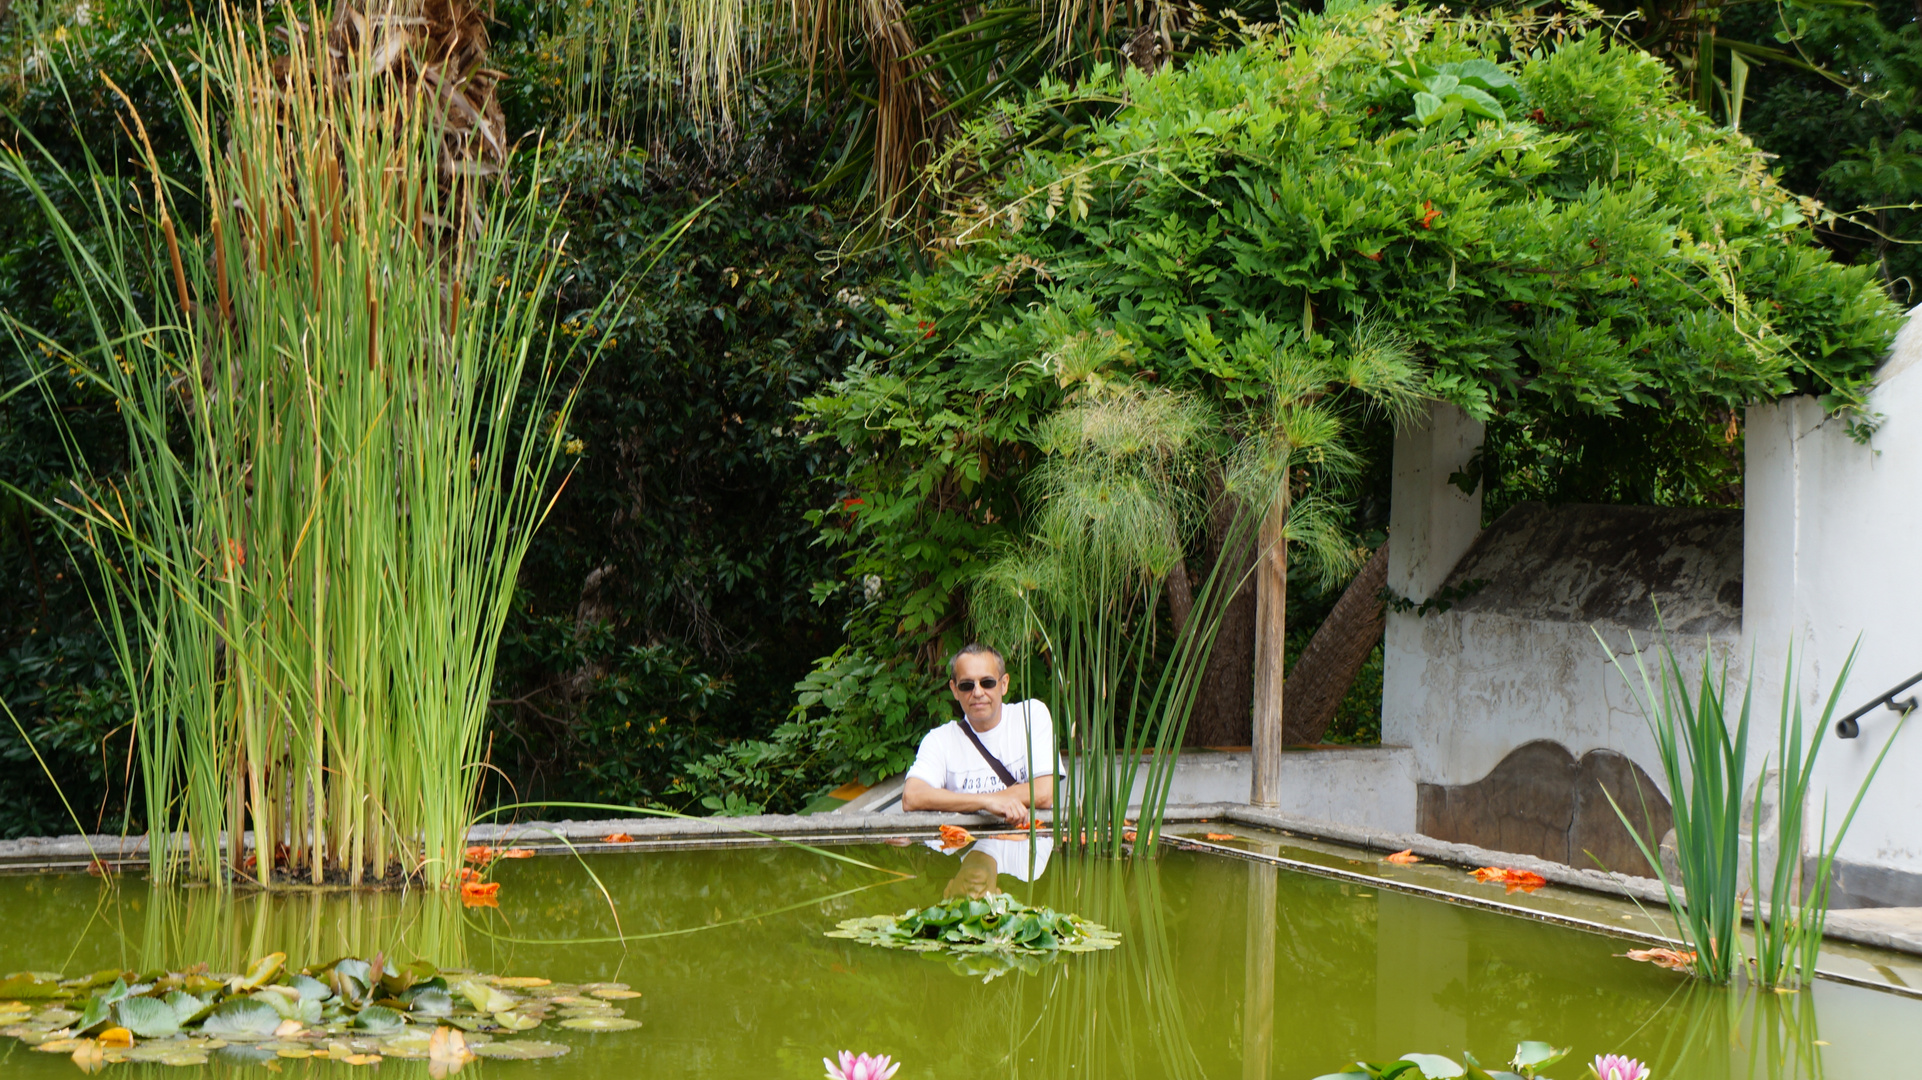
[901,643,1056,826]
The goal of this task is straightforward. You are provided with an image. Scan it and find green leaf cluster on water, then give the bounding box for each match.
[827,894,1121,958]
[1315,1039,1568,1080]
[0,955,643,1067]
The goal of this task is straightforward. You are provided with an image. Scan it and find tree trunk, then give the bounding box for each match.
[1182,487,1259,747]
[1282,541,1389,745]
[1250,481,1288,807]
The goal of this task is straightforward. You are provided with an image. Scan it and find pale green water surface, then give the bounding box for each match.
[2,839,1919,1079]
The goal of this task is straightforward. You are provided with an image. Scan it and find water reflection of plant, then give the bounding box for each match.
[137,882,467,975]
[1602,635,1903,988]
[1005,856,1206,1080]
[5,2,609,888]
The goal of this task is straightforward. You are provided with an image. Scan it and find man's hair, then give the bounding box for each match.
[947,642,1006,680]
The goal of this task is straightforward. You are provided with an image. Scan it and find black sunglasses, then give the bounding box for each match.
[954,677,999,693]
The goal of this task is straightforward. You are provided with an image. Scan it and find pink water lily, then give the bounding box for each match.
[1592,1054,1650,1080]
[824,1051,900,1080]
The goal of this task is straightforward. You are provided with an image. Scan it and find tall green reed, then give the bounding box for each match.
[973,387,1277,855]
[3,1,602,889]
[1750,644,1905,989]
[1603,632,1903,987]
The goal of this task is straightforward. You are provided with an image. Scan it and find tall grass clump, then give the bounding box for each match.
[1603,634,1905,986]
[3,0,595,888]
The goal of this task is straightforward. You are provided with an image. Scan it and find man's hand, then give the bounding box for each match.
[977,789,1032,826]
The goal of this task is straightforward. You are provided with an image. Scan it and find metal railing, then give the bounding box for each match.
[1835,670,1922,738]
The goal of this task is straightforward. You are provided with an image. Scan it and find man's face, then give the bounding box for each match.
[950,653,1007,727]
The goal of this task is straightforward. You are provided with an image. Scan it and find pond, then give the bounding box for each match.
[3,830,1920,1079]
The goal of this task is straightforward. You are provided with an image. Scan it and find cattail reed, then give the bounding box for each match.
[5,0,601,889]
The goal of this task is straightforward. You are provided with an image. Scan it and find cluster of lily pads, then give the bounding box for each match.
[0,954,642,1070]
[827,894,1120,958]
[1313,1040,1575,1080]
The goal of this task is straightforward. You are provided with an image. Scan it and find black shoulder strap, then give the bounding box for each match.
[957,717,1019,788]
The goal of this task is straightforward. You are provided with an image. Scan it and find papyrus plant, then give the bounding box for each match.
[4,0,595,887]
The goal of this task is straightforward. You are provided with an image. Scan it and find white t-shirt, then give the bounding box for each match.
[905,700,1058,795]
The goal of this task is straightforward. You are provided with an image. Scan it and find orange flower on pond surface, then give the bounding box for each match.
[1203,833,1238,842]
[938,825,975,850]
[603,833,636,844]
[1123,830,1139,843]
[466,845,538,865]
[460,879,501,907]
[1622,947,1697,972]
[1471,867,1547,893]
[1382,849,1422,865]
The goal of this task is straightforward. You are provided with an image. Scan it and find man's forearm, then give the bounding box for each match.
[901,776,1054,813]
[901,778,997,814]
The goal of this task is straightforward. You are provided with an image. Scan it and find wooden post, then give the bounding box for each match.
[1250,482,1287,807]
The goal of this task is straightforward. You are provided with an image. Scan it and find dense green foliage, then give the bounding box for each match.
[799,3,1902,703]
[0,0,1910,835]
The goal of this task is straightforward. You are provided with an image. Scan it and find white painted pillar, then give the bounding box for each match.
[1740,306,1922,896]
[1380,402,1485,752]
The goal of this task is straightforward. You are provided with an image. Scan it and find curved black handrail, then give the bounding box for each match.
[1836,670,1922,738]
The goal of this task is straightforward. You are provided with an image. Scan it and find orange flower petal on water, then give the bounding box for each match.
[1382,849,1422,865]
[938,825,975,850]
[1623,947,1697,971]
[498,848,536,859]
[1123,830,1139,843]
[1503,870,1547,893]
[464,846,497,865]
[603,833,635,844]
[1203,833,1237,842]
[460,879,501,907]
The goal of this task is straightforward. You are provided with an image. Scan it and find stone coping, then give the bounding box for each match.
[6,803,1919,957]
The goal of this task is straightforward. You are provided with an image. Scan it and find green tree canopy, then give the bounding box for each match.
[808,1,1904,653]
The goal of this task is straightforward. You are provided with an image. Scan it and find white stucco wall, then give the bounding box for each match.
[1743,306,1922,880]
[1384,611,1738,796]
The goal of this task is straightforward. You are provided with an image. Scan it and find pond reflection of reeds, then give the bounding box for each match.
[138,886,468,974]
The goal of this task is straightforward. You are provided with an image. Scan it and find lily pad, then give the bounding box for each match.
[405,987,455,1017]
[473,1040,571,1060]
[487,977,551,989]
[0,973,68,1000]
[558,1016,642,1032]
[163,991,211,1027]
[231,954,286,993]
[34,1007,83,1026]
[1401,1053,1465,1079]
[117,996,182,1038]
[454,979,518,1014]
[491,1011,543,1031]
[557,1005,620,1018]
[288,975,333,1003]
[200,998,283,1041]
[353,1005,408,1034]
[589,988,642,1000]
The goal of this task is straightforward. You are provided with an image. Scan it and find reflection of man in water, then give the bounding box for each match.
[901,644,1057,825]
[902,643,1058,897]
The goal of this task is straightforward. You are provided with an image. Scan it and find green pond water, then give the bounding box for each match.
[2,838,1919,1079]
